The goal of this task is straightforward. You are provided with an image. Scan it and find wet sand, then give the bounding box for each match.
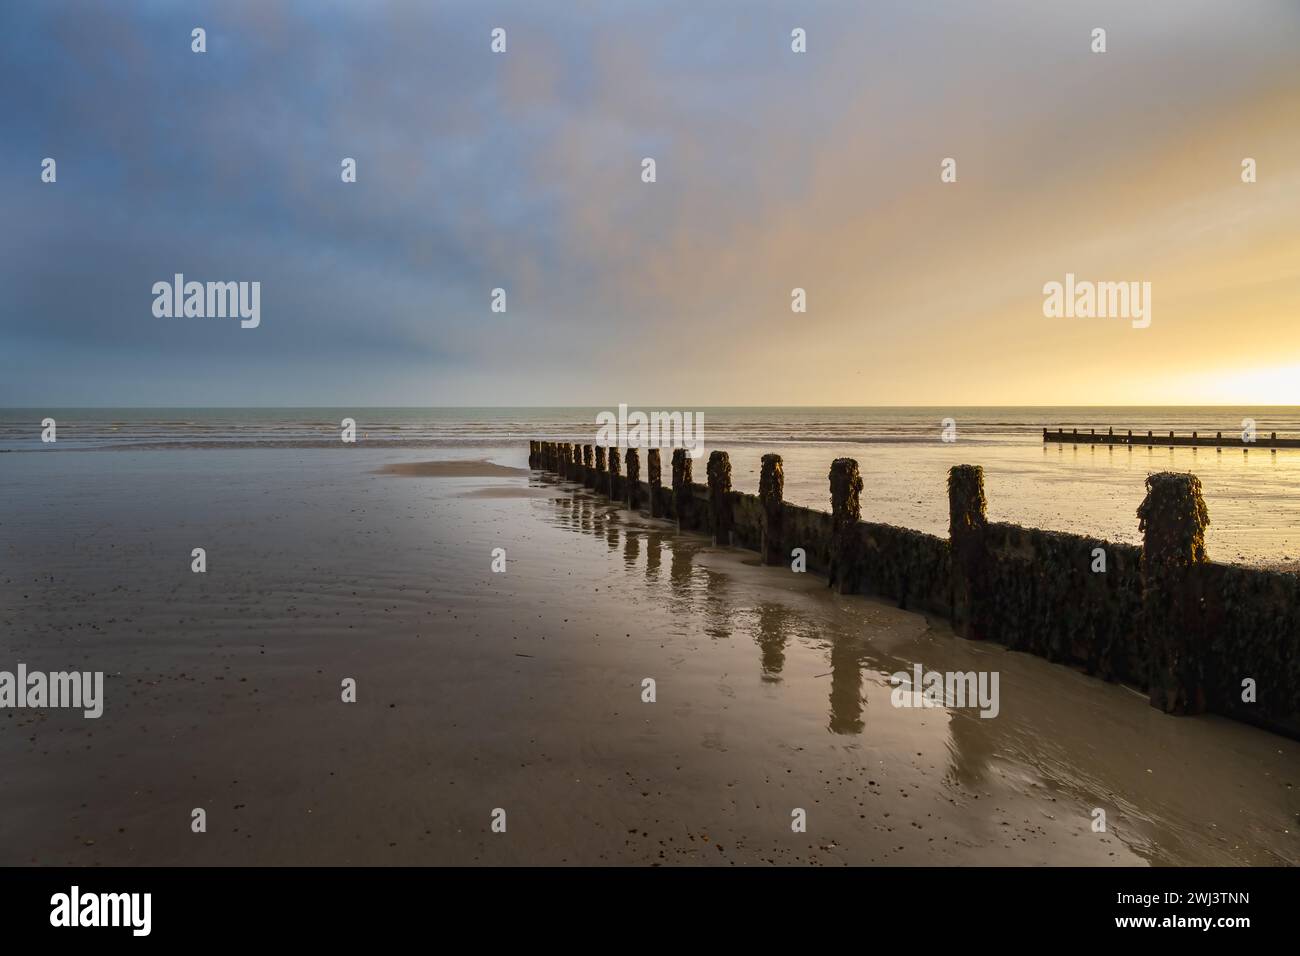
[375,459,530,478]
[1,448,1297,865]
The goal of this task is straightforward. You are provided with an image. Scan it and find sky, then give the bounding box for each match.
[1,0,1298,407]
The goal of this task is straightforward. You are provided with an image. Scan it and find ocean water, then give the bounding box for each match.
[3,406,1300,565]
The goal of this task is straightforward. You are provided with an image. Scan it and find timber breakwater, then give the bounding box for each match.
[529,439,1300,740]
[1044,426,1300,449]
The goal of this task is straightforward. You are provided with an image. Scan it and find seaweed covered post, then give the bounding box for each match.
[625,448,641,510]
[707,451,733,546]
[607,443,621,500]
[948,464,988,639]
[671,449,693,530]
[647,449,662,517]
[759,453,785,565]
[568,443,583,483]
[828,458,864,594]
[594,445,608,491]
[582,444,595,489]
[1137,472,1210,715]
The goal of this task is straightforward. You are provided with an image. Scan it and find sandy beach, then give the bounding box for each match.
[2,447,1296,866]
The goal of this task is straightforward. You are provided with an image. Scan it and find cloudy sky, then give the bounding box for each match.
[2,0,1297,406]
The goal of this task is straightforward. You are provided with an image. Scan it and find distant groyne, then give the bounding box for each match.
[1044,426,1300,449]
[530,439,1300,741]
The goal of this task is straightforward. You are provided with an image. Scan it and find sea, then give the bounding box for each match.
[4,406,1298,565]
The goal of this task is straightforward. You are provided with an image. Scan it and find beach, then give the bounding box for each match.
[2,441,1297,865]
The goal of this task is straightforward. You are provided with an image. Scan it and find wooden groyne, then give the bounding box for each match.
[529,439,1300,740]
[1044,426,1300,449]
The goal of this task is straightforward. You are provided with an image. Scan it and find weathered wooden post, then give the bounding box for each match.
[706,451,733,545]
[541,442,551,471]
[583,445,595,488]
[594,445,607,491]
[626,448,640,510]
[1137,472,1210,715]
[759,453,784,565]
[607,444,621,500]
[529,440,539,469]
[671,449,693,530]
[948,464,988,639]
[828,458,864,594]
[561,442,574,480]
[647,449,662,517]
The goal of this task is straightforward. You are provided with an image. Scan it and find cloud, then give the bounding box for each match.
[1,0,1297,405]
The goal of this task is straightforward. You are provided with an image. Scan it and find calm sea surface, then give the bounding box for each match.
[4,407,1300,564]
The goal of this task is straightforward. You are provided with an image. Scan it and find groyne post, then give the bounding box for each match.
[828,458,864,594]
[582,445,595,488]
[626,448,640,510]
[607,444,621,500]
[562,442,574,480]
[571,443,586,484]
[671,449,693,531]
[528,440,540,469]
[759,453,784,565]
[1137,472,1210,715]
[948,464,988,639]
[647,449,662,517]
[707,451,733,546]
[595,446,607,491]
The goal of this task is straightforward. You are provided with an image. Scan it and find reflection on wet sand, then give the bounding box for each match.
[754,602,791,682]
[645,532,663,581]
[623,528,639,569]
[541,486,1300,865]
[828,639,865,735]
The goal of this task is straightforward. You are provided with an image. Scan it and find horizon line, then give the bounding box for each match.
[3,403,1299,411]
